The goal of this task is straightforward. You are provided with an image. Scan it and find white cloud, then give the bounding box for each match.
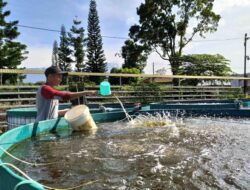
[126,17,138,26]
[105,49,172,74]
[23,46,124,70]
[144,52,171,74]
[219,18,226,27]
[17,0,250,75]
[22,46,52,68]
[105,49,123,68]
[77,0,141,22]
[214,0,250,13]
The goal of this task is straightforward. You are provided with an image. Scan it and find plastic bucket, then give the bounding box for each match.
[64,105,97,131]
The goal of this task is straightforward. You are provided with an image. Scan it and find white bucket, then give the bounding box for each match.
[64,105,97,131]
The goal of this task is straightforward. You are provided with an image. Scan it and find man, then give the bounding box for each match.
[35,66,96,122]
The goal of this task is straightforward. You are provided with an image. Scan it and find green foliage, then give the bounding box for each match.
[54,86,66,91]
[121,40,148,72]
[132,81,162,103]
[109,67,140,85]
[68,19,86,72]
[68,82,85,92]
[58,25,73,71]
[134,81,161,93]
[83,81,96,87]
[34,81,45,85]
[179,54,232,86]
[0,0,28,84]
[86,0,107,84]
[223,88,244,99]
[52,40,59,66]
[129,0,220,79]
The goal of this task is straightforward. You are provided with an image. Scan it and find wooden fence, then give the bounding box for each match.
[0,84,243,111]
[0,69,246,132]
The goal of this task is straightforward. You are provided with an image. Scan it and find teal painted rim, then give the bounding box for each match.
[0,110,135,190]
[2,103,250,190]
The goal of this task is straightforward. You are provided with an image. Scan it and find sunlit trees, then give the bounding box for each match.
[52,40,59,67]
[86,0,107,83]
[179,54,231,85]
[0,0,27,84]
[58,25,73,71]
[128,0,220,84]
[68,18,85,72]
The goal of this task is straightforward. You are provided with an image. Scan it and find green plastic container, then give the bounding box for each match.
[6,103,71,130]
[100,80,111,96]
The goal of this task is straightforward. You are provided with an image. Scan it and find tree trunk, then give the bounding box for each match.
[170,60,181,86]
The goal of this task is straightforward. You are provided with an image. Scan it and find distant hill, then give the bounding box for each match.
[22,64,120,83]
[23,67,46,83]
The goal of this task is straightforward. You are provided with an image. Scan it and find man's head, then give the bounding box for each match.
[45,66,67,86]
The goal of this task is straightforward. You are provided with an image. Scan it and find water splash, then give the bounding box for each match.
[127,112,181,139]
[114,95,133,122]
[4,115,250,189]
[129,112,175,127]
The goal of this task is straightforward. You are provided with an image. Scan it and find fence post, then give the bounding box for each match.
[178,79,181,100]
[76,83,80,105]
[119,76,122,88]
[17,74,20,100]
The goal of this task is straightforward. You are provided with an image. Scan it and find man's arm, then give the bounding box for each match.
[69,91,97,100]
[41,85,97,101]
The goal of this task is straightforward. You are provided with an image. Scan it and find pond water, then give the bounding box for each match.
[2,114,250,190]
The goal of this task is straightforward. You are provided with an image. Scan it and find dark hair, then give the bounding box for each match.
[45,66,67,77]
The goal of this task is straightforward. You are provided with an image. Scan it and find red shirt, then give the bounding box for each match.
[41,85,71,101]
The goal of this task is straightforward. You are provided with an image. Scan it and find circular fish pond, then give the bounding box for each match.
[1,114,250,189]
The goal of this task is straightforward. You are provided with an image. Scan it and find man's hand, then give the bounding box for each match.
[69,90,98,100]
[85,90,98,96]
[58,109,70,116]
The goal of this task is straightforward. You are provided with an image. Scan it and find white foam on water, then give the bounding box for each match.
[144,145,167,157]
[151,158,164,173]
[128,112,180,138]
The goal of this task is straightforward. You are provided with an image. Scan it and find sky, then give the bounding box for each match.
[6,0,250,75]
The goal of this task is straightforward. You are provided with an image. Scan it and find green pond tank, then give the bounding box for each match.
[6,103,71,130]
[0,109,137,190]
[1,109,250,189]
[2,100,250,189]
[6,103,139,130]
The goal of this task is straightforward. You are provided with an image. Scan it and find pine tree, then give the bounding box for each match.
[51,40,58,66]
[68,18,85,72]
[58,25,73,71]
[86,0,107,83]
[0,0,27,84]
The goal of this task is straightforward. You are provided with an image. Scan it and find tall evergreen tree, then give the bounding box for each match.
[68,18,85,72]
[86,0,107,83]
[0,0,27,84]
[58,25,73,71]
[51,40,58,66]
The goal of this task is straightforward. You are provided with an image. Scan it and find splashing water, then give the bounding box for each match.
[114,95,133,122]
[2,113,250,189]
[128,112,180,138]
[114,96,181,137]
[114,95,181,131]
[129,112,176,127]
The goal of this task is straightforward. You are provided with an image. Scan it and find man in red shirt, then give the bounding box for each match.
[35,66,97,122]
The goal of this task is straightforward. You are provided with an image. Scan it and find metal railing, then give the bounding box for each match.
[0,69,245,126]
[0,84,243,106]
